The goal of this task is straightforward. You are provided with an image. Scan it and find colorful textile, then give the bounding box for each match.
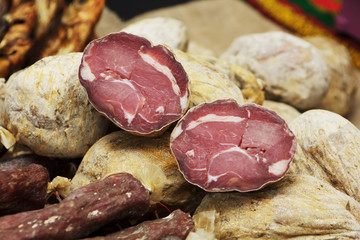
[245,0,360,68]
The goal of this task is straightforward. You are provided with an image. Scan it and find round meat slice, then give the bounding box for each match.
[79,32,190,136]
[170,99,297,192]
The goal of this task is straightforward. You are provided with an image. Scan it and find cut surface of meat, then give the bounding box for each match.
[79,32,189,135]
[170,99,297,192]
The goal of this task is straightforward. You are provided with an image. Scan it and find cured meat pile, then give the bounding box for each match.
[0,7,360,240]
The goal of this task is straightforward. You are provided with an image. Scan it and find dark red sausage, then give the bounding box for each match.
[170,99,297,192]
[0,154,77,179]
[0,173,150,240]
[84,209,195,240]
[78,32,189,136]
[0,163,49,216]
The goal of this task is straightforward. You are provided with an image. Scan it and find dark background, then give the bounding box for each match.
[105,0,193,20]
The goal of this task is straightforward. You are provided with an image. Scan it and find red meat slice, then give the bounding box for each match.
[170,99,297,192]
[78,32,189,136]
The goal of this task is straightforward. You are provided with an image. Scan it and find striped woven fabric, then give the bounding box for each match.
[244,0,360,68]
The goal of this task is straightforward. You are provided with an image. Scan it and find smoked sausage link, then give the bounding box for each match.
[0,173,150,240]
[0,163,49,216]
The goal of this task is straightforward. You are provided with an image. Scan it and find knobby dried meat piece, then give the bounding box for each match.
[193,174,360,239]
[288,109,360,203]
[4,53,109,158]
[84,209,194,240]
[65,131,205,213]
[220,31,330,110]
[0,1,36,78]
[0,173,150,240]
[0,163,49,216]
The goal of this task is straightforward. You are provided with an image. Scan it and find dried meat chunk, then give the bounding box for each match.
[170,99,296,192]
[0,173,150,240]
[79,32,190,136]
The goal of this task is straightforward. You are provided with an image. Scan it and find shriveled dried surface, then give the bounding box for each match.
[305,36,359,116]
[194,174,360,239]
[67,131,205,212]
[171,48,244,107]
[4,53,109,158]
[288,109,360,203]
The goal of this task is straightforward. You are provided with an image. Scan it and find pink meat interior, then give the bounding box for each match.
[79,32,189,134]
[170,99,296,192]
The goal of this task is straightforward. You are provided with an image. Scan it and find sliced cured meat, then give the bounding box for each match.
[79,32,190,136]
[170,99,297,192]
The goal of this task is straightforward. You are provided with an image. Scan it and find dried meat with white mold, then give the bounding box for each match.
[79,32,190,136]
[170,99,297,192]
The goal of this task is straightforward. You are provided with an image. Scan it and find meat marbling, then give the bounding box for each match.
[170,99,297,192]
[79,32,189,136]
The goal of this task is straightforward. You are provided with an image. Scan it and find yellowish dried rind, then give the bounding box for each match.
[171,48,245,107]
[4,52,109,158]
[288,109,360,203]
[194,174,360,239]
[188,54,265,105]
[262,100,301,124]
[68,131,204,209]
[121,17,188,51]
[304,36,359,116]
[220,31,331,110]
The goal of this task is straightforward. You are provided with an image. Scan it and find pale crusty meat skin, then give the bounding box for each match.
[171,48,245,107]
[4,53,109,158]
[38,0,105,58]
[67,131,205,213]
[194,174,360,239]
[170,99,296,192]
[0,173,150,240]
[0,163,49,216]
[288,109,360,203]
[262,100,301,124]
[0,2,37,78]
[84,209,195,240]
[121,17,189,51]
[304,36,359,116]
[220,31,330,110]
[178,53,265,105]
[79,32,190,136]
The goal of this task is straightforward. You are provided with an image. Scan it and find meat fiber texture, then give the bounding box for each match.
[121,17,188,51]
[4,52,109,158]
[193,174,360,239]
[79,32,190,136]
[65,130,205,212]
[170,99,297,192]
[304,36,359,116]
[288,109,360,203]
[171,48,245,107]
[220,31,330,110]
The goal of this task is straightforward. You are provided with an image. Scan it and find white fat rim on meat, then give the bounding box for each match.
[171,122,183,140]
[186,114,245,131]
[80,59,96,82]
[268,159,289,176]
[139,50,188,110]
